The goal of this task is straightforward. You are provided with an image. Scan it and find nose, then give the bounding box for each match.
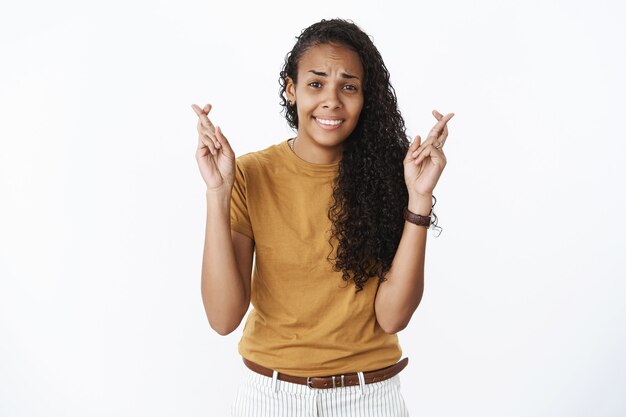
[322,86,341,109]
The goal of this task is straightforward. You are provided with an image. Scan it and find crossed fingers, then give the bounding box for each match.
[192,104,216,135]
[425,111,453,147]
[409,110,454,162]
[192,103,223,154]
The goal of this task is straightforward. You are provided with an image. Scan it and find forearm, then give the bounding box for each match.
[201,190,247,335]
[374,194,431,333]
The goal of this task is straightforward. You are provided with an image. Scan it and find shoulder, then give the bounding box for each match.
[235,140,286,172]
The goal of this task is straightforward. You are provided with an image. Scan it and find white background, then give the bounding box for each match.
[1,0,625,416]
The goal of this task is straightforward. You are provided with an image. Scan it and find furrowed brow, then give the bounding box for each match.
[308,70,360,80]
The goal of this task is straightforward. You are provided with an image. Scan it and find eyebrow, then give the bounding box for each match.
[308,70,360,80]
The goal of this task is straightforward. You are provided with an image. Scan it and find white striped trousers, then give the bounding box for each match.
[230,365,410,416]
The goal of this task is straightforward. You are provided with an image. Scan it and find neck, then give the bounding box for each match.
[293,136,344,164]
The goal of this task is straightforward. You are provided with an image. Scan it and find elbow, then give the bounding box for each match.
[378,304,421,334]
[209,319,239,336]
[377,314,407,334]
[377,303,422,335]
[381,321,407,335]
[201,287,249,337]
[213,326,236,337]
[205,305,246,336]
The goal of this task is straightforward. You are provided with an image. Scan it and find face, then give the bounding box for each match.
[286,42,364,148]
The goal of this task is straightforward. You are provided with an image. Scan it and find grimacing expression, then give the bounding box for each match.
[286,43,364,148]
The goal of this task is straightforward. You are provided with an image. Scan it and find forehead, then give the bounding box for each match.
[297,43,364,77]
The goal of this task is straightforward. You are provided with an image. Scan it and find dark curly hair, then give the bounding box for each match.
[279,19,411,293]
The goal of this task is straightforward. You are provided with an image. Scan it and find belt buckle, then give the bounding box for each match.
[307,374,346,389]
[332,375,345,388]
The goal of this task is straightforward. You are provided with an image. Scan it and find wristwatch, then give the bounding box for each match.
[403,207,431,228]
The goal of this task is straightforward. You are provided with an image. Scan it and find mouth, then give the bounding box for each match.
[314,117,345,130]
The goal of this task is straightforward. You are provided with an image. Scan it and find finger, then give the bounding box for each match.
[439,123,449,146]
[191,103,216,132]
[413,136,445,161]
[199,132,217,155]
[414,144,435,166]
[201,104,215,130]
[192,103,212,116]
[215,125,234,155]
[426,112,454,142]
[414,144,445,166]
[196,136,218,169]
[427,111,453,138]
[196,118,217,150]
[191,104,207,118]
[197,134,206,151]
[434,110,450,143]
[412,112,454,158]
[413,138,438,160]
[405,135,422,162]
[198,125,218,155]
[197,134,210,153]
[198,119,217,140]
[197,121,217,153]
[195,116,209,149]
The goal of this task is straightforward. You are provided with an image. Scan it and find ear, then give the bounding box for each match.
[285,76,296,105]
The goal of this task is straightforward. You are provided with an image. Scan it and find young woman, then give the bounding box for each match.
[192,18,454,417]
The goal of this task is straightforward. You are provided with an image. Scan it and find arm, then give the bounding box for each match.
[376,109,455,333]
[201,190,254,336]
[374,194,431,334]
[192,103,254,336]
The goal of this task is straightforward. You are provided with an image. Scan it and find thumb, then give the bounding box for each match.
[405,135,421,161]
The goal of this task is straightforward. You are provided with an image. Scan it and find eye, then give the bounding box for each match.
[343,84,358,91]
[308,81,322,88]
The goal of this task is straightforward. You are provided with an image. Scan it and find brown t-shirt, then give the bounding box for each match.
[230,139,402,377]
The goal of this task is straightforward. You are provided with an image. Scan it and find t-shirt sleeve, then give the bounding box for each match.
[230,156,254,240]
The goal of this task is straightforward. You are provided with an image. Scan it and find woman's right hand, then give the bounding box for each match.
[192,103,236,193]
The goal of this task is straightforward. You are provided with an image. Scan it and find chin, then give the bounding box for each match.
[311,125,356,146]
[311,133,350,148]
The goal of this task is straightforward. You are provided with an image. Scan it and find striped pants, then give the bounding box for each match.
[230,365,410,417]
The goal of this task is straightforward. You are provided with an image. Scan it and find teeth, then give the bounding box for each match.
[316,118,343,126]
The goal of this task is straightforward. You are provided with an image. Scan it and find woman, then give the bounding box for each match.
[192,18,454,417]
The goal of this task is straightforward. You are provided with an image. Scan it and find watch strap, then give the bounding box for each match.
[403,207,431,227]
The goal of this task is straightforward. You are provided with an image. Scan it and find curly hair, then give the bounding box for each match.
[279,19,411,293]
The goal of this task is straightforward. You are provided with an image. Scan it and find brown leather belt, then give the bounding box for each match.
[242,357,409,389]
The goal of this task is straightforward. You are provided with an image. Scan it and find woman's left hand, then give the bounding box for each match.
[404,110,455,197]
